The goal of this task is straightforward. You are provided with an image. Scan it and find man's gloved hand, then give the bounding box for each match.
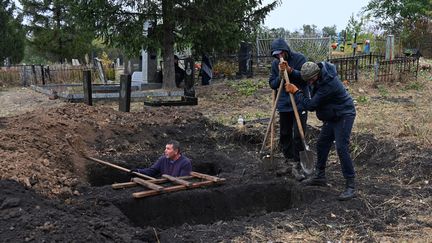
[279,60,293,74]
[129,168,138,176]
[285,83,299,94]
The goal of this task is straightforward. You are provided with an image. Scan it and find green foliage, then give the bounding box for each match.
[301,24,318,37]
[0,0,26,64]
[213,61,237,78]
[364,0,431,33]
[20,0,95,63]
[345,14,365,39]
[356,95,369,103]
[322,25,337,39]
[363,0,432,56]
[404,81,424,91]
[377,85,389,97]
[77,0,278,56]
[21,45,49,64]
[76,0,278,88]
[228,79,267,96]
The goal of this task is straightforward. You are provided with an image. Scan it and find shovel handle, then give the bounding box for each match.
[86,156,156,180]
[260,75,285,153]
[279,57,308,149]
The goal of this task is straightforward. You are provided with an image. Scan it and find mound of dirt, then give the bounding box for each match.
[0,179,156,242]
[0,103,216,197]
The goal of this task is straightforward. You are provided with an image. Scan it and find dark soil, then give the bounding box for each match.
[1,82,431,241]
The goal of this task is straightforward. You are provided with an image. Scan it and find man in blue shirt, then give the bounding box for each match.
[131,140,192,177]
[284,61,357,200]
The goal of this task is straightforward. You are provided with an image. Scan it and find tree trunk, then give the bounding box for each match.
[162,0,176,90]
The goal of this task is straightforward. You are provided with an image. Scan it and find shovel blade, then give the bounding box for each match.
[300,150,315,175]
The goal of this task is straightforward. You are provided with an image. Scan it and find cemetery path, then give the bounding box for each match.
[0,87,64,118]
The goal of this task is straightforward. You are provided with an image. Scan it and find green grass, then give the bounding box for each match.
[403,81,424,91]
[228,79,267,96]
[377,85,389,97]
[356,95,369,104]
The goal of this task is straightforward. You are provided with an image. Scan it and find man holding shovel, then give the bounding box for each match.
[268,38,309,181]
[284,61,357,200]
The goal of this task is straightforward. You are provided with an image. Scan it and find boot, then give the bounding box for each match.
[338,178,356,201]
[302,168,327,186]
[291,162,305,181]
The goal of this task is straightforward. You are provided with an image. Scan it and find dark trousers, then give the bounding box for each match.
[279,111,308,162]
[316,115,356,178]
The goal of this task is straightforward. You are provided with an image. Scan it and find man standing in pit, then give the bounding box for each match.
[131,140,192,177]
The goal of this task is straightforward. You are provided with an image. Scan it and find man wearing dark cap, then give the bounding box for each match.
[269,38,309,181]
[284,61,357,200]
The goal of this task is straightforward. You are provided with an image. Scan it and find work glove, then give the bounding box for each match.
[278,60,293,74]
[129,168,139,176]
[285,83,299,94]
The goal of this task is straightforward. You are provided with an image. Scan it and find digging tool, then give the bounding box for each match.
[260,75,285,155]
[86,156,156,180]
[279,57,315,175]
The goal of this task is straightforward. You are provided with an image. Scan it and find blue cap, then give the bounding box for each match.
[272,50,282,56]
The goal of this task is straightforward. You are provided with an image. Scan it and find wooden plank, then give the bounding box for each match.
[112,176,194,189]
[190,171,222,182]
[162,174,193,187]
[133,180,219,199]
[112,182,137,189]
[132,178,164,191]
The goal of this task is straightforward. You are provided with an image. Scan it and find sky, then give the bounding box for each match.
[262,0,371,32]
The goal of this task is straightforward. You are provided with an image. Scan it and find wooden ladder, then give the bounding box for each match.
[112,171,225,199]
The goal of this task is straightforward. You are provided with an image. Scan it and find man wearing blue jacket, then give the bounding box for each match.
[131,140,192,178]
[284,61,357,200]
[269,38,308,181]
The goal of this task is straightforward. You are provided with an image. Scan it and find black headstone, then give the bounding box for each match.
[119,74,131,112]
[82,70,92,106]
[183,57,195,97]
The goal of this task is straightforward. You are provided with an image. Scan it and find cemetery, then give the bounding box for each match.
[1,0,431,242]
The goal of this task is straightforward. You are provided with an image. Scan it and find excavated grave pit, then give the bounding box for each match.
[85,162,329,229]
[80,118,331,229]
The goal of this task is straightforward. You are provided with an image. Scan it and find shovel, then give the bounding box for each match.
[259,76,284,170]
[279,57,315,175]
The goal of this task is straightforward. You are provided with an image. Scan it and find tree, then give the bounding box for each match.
[345,14,364,41]
[363,0,432,56]
[77,0,278,89]
[363,0,432,33]
[0,0,26,64]
[301,24,318,37]
[322,25,337,38]
[20,0,95,63]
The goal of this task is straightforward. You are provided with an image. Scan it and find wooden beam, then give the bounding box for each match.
[112,182,137,189]
[112,176,194,189]
[133,180,219,199]
[162,174,193,187]
[190,171,223,182]
[132,178,164,191]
